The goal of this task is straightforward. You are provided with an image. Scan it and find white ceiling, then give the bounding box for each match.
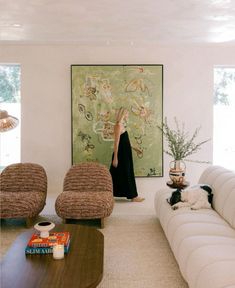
[0,0,235,45]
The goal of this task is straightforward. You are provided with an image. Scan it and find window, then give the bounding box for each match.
[213,67,235,171]
[0,64,21,170]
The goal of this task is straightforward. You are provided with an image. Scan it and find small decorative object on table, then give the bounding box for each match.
[53,244,65,260]
[158,117,210,187]
[25,230,70,255]
[34,221,55,238]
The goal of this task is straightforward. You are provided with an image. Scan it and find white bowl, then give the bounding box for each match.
[34,221,55,238]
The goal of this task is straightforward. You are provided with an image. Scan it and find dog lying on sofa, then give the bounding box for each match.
[167,184,213,210]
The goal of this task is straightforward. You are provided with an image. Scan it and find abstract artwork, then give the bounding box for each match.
[71,64,163,177]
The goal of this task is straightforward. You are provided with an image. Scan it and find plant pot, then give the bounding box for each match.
[169,160,186,185]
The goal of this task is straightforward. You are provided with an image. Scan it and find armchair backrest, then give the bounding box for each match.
[63,162,113,193]
[0,163,47,193]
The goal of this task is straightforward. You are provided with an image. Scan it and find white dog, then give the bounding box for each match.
[167,185,213,210]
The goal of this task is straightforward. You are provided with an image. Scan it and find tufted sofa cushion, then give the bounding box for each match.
[199,165,235,229]
[155,165,235,288]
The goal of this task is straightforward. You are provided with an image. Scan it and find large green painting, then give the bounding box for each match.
[71,65,163,177]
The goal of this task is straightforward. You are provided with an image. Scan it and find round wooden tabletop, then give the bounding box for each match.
[1,224,104,288]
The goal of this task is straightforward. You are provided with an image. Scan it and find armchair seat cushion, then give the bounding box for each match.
[0,191,46,218]
[55,191,114,219]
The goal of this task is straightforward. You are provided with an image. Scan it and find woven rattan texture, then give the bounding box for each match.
[0,163,47,218]
[56,162,114,219]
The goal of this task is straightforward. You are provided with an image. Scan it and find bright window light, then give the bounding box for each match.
[213,66,235,171]
[0,64,21,170]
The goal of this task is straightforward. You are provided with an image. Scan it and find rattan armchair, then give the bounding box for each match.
[55,162,114,228]
[0,163,47,227]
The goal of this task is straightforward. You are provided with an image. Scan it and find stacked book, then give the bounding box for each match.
[25,232,70,254]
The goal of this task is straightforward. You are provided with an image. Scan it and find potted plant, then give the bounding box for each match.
[159,117,210,186]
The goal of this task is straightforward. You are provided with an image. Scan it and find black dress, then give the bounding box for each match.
[110,131,138,199]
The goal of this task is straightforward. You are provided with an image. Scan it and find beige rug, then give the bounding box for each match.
[0,214,188,288]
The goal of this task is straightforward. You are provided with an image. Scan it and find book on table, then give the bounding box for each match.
[25,232,70,254]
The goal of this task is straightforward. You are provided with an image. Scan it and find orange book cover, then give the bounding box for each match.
[27,232,70,247]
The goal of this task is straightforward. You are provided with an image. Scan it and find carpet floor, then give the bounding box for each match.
[0,213,188,288]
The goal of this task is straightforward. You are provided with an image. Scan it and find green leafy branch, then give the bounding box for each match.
[158,117,210,161]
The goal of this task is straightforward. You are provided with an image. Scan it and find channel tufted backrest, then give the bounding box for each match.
[0,163,47,193]
[63,162,113,193]
[199,165,235,229]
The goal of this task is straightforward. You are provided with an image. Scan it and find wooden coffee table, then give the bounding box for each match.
[0,224,104,288]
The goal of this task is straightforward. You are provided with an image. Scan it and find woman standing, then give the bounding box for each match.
[110,107,144,202]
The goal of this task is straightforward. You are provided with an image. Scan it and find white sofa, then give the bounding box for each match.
[155,165,235,288]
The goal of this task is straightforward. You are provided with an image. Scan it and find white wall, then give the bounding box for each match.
[0,44,235,198]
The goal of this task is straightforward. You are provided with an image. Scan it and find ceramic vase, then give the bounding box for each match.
[169,160,186,185]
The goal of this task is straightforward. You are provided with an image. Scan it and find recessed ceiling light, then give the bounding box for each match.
[12,24,21,27]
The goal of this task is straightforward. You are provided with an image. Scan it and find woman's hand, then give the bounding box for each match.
[112,157,118,167]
